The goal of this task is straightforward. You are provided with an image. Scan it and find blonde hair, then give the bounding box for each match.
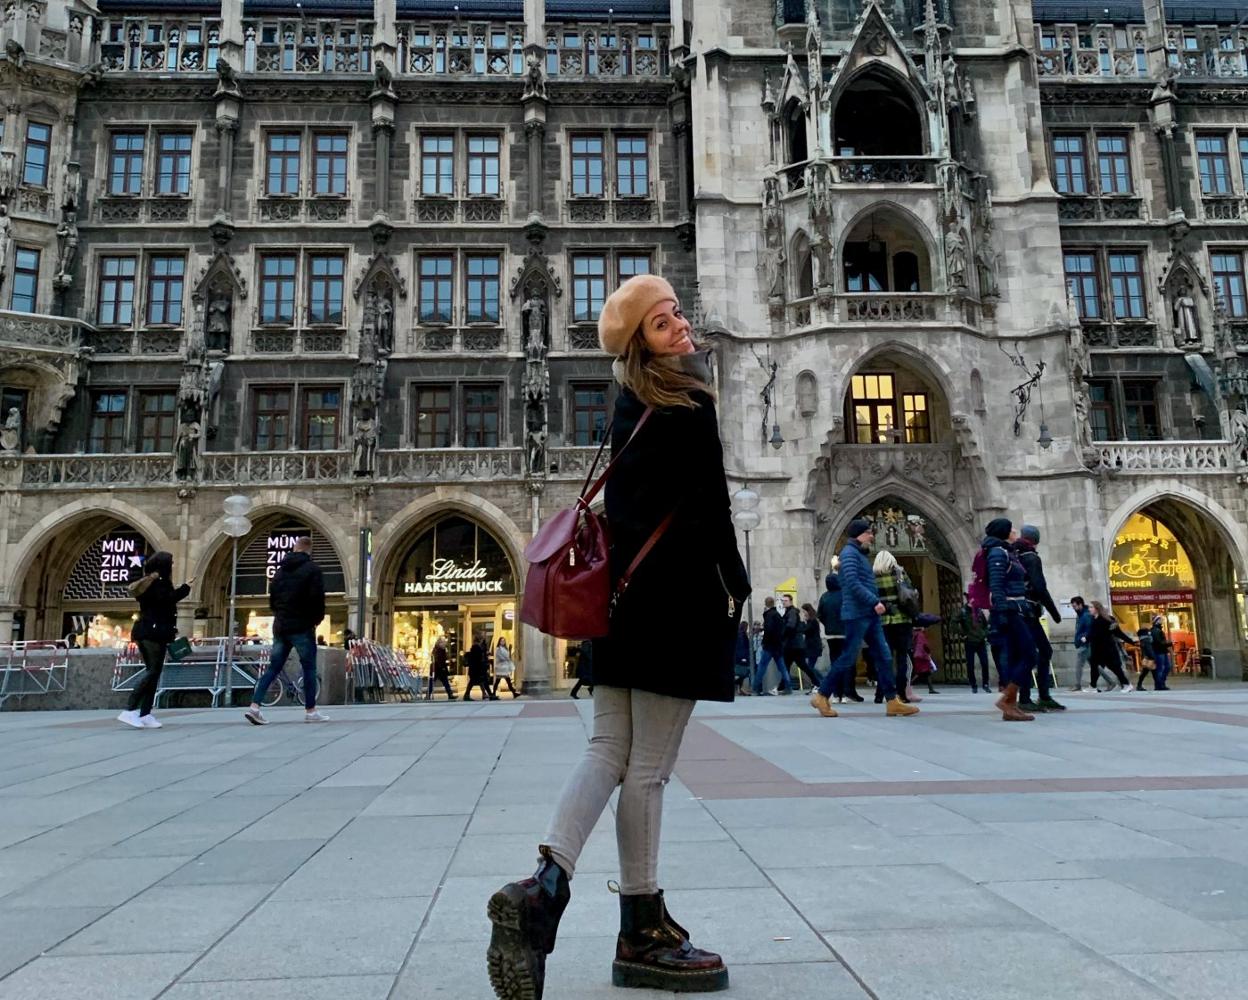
[618,329,713,410]
[873,550,899,574]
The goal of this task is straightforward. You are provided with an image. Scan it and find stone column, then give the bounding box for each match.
[219,0,245,62]
[0,606,15,643]
[524,118,545,220]
[523,0,546,49]
[373,0,398,63]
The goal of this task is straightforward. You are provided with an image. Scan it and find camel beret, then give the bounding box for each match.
[597,274,678,356]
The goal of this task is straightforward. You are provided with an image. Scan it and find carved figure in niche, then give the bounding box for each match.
[945,226,968,291]
[1066,318,1090,384]
[1172,287,1201,344]
[368,289,394,354]
[1229,407,1248,464]
[527,427,547,476]
[763,246,787,300]
[796,372,817,417]
[762,176,783,246]
[523,52,547,100]
[1072,381,1094,450]
[522,292,548,358]
[0,207,11,278]
[812,237,834,290]
[60,160,79,213]
[943,56,963,112]
[0,151,15,199]
[353,415,377,475]
[175,420,200,477]
[0,408,20,452]
[55,214,78,285]
[206,288,232,352]
[974,235,998,299]
[806,163,831,227]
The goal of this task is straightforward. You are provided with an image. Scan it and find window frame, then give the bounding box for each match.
[849,372,899,445]
[1107,250,1147,320]
[137,389,177,453]
[1087,379,1118,441]
[265,131,302,197]
[412,382,454,448]
[10,247,40,313]
[418,253,454,324]
[466,133,501,198]
[1095,132,1133,196]
[570,133,605,198]
[420,134,455,197]
[464,254,501,324]
[572,253,607,323]
[901,391,931,444]
[306,253,345,326]
[1063,250,1102,320]
[259,253,298,326]
[312,131,349,198]
[22,121,52,188]
[1196,133,1233,196]
[461,382,502,448]
[614,134,649,198]
[1052,132,1089,195]
[570,381,611,446]
[300,385,341,451]
[155,131,193,196]
[96,255,139,328]
[87,390,129,454]
[1121,378,1162,441]
[1212,250,1248,317]
[616,253,652,283]
[251,385,293,451]
[145,254,186,327]
[108,131,146,196]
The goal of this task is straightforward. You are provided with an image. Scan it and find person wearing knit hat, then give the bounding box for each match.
[488,270,744,999]
[980,518,1038,721]
[1012,523,1066,713]
[1149,612,1174,691]
[810,519,919,719]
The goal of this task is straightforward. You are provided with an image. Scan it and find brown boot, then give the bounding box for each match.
[995,683,1034,722]
[810,691,838,717]
[886,697,919,717]
[613,892,728,992]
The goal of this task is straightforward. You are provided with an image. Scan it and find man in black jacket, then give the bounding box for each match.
[245,536,328,724]
[1013,525,1065,712]
[751,597,792,695]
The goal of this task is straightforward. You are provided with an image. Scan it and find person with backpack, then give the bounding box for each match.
[810,519,918,719]
[1070,596,1094,691]
[818,571,862,703]
[981,518,1037,721]
[958,594,991,693]
[245,535,328,725]
[1012,525,1065,713]
[117,551,191,730]
[873,549,918,704]
[1150,615,1173,690]
[487,274,748,999]
[753,596,792,695]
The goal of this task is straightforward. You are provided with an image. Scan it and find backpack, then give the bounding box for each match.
[967,548,991,611]
[896,570,921,618]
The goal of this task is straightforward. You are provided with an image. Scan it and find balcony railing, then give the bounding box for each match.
[398,22,525,76]
[831,157,937,184]
[544,24,670,79]
[1170,25,1248,80]
[99,17,222,72]
[200,451,351,484]
[0,310,90,351]
[837,293,942,323]
[1202,196,1243,221]
[547,446,602,479]
[21,454,174,488]
[408,326,505,353]
[1079,320,1159,349]
[243,19,373,73]
[377,448,524,481]
[1090,441,1243,472]
[249,328,347,354]
[1035,24,1150,79]
[1057,195,1144,222]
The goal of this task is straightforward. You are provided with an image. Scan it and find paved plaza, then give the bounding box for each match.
[1,687,1248,999]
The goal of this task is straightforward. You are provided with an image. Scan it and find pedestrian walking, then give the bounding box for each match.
[810,519,918,719]
[463,634,497,701]
[733,621,752,695]
[983,519,1038,722]
[780,594,813,689]
[1088,601,1135,691]
[1070,596,1093,691]
[818,571,861,702]
[798,604,825,688]
[117,551,191,729]
[1136,624,1158,690]
[569,640,594,699]
[911,626,938,695]
[426,636,455,700]
[958,594,992,693]
[873,550,915,704]
[487,273,749,998]
[244,536,328,725]
[492,637,520,698]
[753,596,791,695]
[1012,525,1066,712]
[1150,615,1173,690]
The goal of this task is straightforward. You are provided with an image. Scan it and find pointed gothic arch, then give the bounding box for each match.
[353,251,408,302]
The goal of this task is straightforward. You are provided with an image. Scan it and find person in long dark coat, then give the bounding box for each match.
[488,274,748,999]
[569,640,594,699]
[118,551,191,729]
[463,634,496,701]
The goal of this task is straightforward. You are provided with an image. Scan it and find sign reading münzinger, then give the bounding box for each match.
[403,558,506,595]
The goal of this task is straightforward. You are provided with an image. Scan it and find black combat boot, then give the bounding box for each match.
[612,892,729,992]
[486,846,571,1000]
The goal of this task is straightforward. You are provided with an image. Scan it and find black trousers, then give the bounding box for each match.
[128,639,168,717]
[1090,653,1130,689]
[493,675,518,696]
[570,679,593,698]
[785,649,823,689]
[426,669,454,699]
[463,678,494,700]
[1020,617,1053,701]
[883,623,912,699]
[965,641,990,689]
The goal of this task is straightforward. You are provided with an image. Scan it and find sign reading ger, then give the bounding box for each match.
[403,558,507,596]
[99,536,144,583]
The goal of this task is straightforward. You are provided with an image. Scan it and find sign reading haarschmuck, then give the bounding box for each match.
[403,558,507,595]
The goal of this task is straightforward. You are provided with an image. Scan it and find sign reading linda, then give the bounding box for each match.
[403,558,507,596]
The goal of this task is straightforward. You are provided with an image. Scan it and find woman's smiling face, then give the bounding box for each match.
[640,299,694,356]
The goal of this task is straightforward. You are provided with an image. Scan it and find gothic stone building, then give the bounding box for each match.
[694,0,1247,679]
[0,0,694,693]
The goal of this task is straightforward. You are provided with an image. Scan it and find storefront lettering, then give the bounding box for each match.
[1108,555,1182,585]
[266,532,304,580]
[99,536,143,583]
[402,558,507,595]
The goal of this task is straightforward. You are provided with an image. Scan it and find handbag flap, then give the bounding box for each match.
[524,507,580,563]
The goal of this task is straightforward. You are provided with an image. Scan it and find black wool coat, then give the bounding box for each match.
[592,386,750,702]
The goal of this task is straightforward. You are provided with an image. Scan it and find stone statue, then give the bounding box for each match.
[1232,407,1248,465]
[526,427,547,476]
[0,206,11,279]
[763,246,787,299]
[522,293,548,358]
[60,160,79,213]
[353,416,377,475]
[1150,66,1179,104]
[55,215,79,286]
[0,150,15,199]
[523,52,547,101]
[206,289,232,352]
[945,226,968,291]
[1072,381,1094,450]
[943,56,963,113]
[1067,322,1090,384]
[0,407,20,452]
[1173,292,1200,344]
[762,176,783,248]
[806,162,831,227]
[373,59,394,95]
[175,420,200,477]
[367,290,394,354]
[215,56,241,98]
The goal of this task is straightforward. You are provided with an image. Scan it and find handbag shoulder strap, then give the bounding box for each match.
[613,508,678,606]
[578,406,654,508]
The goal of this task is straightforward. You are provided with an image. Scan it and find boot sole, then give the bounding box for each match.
[487,888,543,1000]
[612,959,729,993]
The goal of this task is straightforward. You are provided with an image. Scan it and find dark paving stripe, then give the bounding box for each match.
[519,701,580,718]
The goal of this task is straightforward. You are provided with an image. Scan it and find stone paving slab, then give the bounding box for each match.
[2,686,1248,998]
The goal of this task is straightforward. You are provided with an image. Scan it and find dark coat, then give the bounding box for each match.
[801,619,823,662]
[838,540,879,620]
[817,574,844,637]
[131,575,190,644]
[1150,622,1171,655]
[432,643,450,676]
[1074,607,1094,647]
[576,641,594,683]
[592,385,749,703]
[1090,615,1135,662]
[466,641,490,682]
[781,606,802,653]
[959,603,988,644]
[761,606,785,652]
[983,537,1030,614]
[269,551,326,635]
[1013,539,1061,623]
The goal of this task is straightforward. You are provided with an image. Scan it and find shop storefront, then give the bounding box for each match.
[1109,513,1203,675]
[389,515,517,682]
[60,528,152,648]
[226,523,347,644]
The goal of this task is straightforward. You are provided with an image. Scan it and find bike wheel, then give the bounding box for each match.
[294,672,321,703]
[261,673,283,708]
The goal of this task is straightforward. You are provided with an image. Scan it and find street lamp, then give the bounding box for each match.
[731,486,761,631]
[222,495,253,699]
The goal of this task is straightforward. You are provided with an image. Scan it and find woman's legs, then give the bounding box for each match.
[130,639,167,716]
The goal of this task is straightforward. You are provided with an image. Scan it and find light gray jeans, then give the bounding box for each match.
[544,686,695,895]
[1075,646,1090,688]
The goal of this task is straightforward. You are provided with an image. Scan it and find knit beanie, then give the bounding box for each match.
[846,517,873,539]
[1020,524,1041,544]
[985,517,1013,540]
[597,274,678,356]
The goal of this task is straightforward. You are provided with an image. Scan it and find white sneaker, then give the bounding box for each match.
[138,715,162,729]
[244,707,267,726]
[1122,684,1135,693]
[117,710,144,729]
[835,697,845,704]
[304,710,330,723]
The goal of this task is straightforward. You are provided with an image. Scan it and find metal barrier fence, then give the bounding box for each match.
[346,639,421,703]
[0,640,70,709]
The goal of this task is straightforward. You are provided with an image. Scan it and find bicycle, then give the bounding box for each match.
[232,659,320,708]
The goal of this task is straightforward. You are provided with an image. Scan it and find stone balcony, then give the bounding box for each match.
[1088,440,1244,474]
[826,442,957,501]
[0,311,90,353]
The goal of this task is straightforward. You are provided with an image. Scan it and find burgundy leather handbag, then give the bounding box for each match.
[520,409,675,640]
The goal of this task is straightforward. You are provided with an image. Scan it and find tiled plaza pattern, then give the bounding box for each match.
[2,688,1248,999]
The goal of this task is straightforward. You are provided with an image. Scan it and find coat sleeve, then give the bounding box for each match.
[173,583,191,603]
[309,564,326,626]
[1020,551,1061,623]
[987,547,1009,611]
[843,551,878,611]
[689,399,750,600]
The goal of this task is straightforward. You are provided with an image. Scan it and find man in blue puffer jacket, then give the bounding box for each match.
[811,519,918,718]
[983,518,1037,721]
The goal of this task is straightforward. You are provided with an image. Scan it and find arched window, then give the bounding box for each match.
[793,233,815,297]
[834,69,923,157]
[784,100,808,186]
[842,208,932,292]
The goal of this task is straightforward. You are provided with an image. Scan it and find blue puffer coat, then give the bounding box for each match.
[983,537,1031,615]
[838,540,880,621]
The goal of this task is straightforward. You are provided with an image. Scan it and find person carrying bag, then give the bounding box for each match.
[118,551,191,730]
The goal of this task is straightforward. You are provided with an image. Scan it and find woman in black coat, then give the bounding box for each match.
[118,551,191,730]
[488,275,748,999]
[1089,600,1136,691]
